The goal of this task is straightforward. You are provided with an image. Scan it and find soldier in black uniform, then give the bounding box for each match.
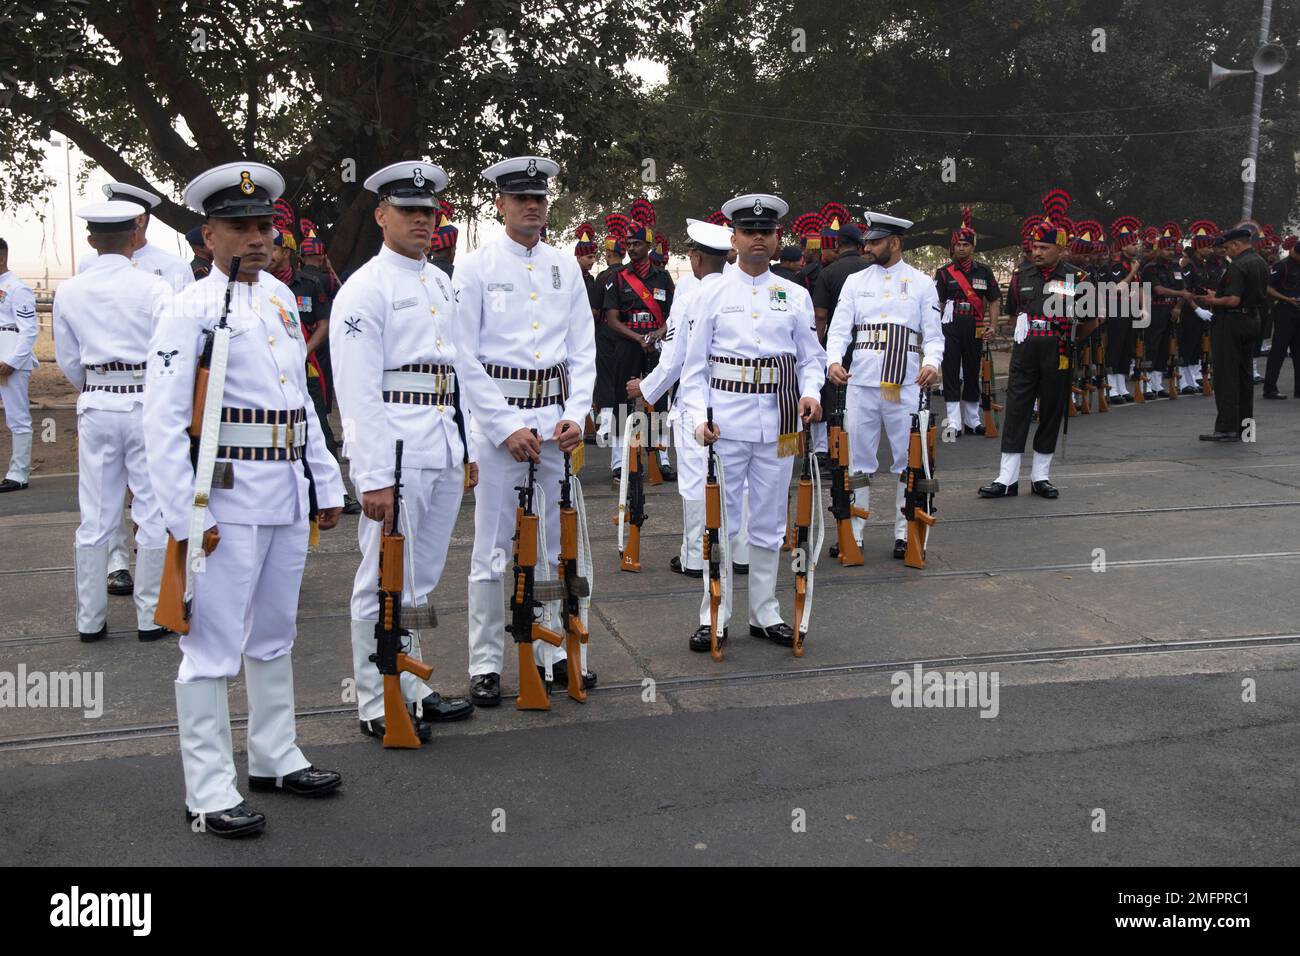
[428,199,457,278]
[1102,216,1143,403]
[1139,223,1190,399]
[813,222,870,340]
[1181,220,1223,393]
[793,211,823,292]
[600,201,674,483]
[979,196,1098,500]
[574,221,601,320]
[935,208,1001,434]
[1197,226,1270,441]
[185,225,211,279]
[592,213,629,459]
[1263,235,1300,399]
[772,246,802,282]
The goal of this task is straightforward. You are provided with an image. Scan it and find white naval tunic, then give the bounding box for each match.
[330,242,469,720]
[54,254,171,631]
[144,268,344,679]
[0,269,38,483]
[453,233,596,677]
[825,259,943,538]
[678,266,825,629]
[81,241,195,293]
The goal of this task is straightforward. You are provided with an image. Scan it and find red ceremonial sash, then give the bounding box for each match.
[945,264,986,333]
[619,270,665,329]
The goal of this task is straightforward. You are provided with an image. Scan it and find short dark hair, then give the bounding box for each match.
[95,231,135,255]
[0,237,8,256]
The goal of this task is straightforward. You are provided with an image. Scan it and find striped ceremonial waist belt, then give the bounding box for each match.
[382,364,456,406]
[1025,316,1070,336]
[709,354,801,457]
[216,407,307,461]
[852,324,921,352]
[625,311,657,332]
[486,362,569,409]
[85,361,146,393]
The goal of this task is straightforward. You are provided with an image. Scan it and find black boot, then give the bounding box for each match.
[749,622,795,647]
[469,673,502,707]
[977,480,1018,498]
[248,766,342,797]
[690,625,728,653]
[186,802,266,838]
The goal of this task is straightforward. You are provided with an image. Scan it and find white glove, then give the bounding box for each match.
[941,301,954,325]
[1013,312,1029,344]
[1194,306,1213,321]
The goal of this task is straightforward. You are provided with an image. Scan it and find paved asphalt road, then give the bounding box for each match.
[2,366,1298,867]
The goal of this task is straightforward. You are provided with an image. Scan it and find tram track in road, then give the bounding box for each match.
[3,631,1298,754]
[4,545,1300,650]
[2,498,1298,581]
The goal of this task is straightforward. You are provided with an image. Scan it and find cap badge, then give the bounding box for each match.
[526,159,538,177]
[752,199,764,216]
[239,171,255,196]
[412,166,425,188]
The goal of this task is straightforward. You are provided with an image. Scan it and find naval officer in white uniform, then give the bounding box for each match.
[679,194,825,653]
[826,212,944,558]
[53,200,172,642]
[0,237,37,493]
[144,161,344,838]
[453,156,597,707]
[330,160,476,739]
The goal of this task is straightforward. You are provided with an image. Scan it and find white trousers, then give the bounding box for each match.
[108,505,132,575]
[75,407,165,631]
[178,520,310,681]
[467,435,570,677]
[1,367,32,482]
[846,383,913,539]
[348,463,464,719]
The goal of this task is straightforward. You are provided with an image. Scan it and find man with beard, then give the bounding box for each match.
[979,191,1097,500]
[601,199,675,483]
[935,208,1001,434]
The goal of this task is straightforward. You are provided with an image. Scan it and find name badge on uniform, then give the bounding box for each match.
[487,282,513,293]
[297,295,313,313]
[768,286,788,311]
[1174,272,1183,280]
[722,304,744,314]
[552,265,562,289]
[973,279,987,290]
[653,287,666,301]
[394,297,417,310]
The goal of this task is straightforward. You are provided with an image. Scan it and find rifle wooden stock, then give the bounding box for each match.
[1133,337,1146,403]
[979,349,999,438]
[1201,331,1213,396]
[620,524,641,572]
[618,434,646,572]
[792,448,812,658]
[1096,335,1110,412]
[155,534,190,633]
[703,414,724,662]
[902,405,937,571]
[828,420,865,566]
[1168,335,1179,402]
[557,477,589,704]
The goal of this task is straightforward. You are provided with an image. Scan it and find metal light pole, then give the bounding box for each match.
[1207,0,1287,221]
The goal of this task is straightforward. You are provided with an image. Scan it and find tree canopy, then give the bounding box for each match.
[1,0,1296,268]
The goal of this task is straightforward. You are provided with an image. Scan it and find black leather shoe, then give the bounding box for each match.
[137,627,173,642]
[1253,373,1265,385]
[0,479,28,493]
[732,562,749,575]
[658,465,677,481]
[1156,389,1170,398]
[978,481,1018,498]
[342,494,362,515]
[750,622,795,647]
[670,555,703,578]
[417,692,474,722]
[79,624,108,643]
[892,539,906,559]
[962,425,976,435]
[973,424,986,436]
[359,716,433,743]
[248,766,341,797]
[689,625,728,652]
[609,469,621,488]
[1031,480,1059,499]
[1198,432,1241,442]
[470,673,501,707]
[543,664,597,690]
[1263,392,1287,400]
[186,802,265,838]
[1180,386,1199,395]
[1143,391,1157,401]
[107,569,134,595]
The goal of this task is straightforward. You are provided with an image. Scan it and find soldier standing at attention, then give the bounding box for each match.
[935,208,1001,434]
[0,237,37,493]
[453,156,597,707]
[144,161,345,837]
